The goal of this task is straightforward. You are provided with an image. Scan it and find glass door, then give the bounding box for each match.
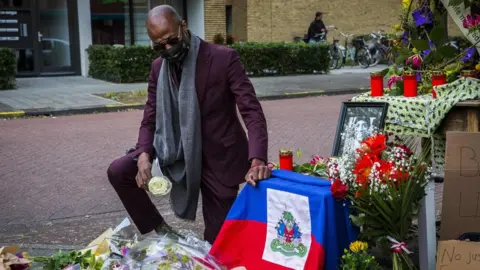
[35,0,77,74]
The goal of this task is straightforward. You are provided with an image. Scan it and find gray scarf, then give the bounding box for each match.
[153,34,202,221]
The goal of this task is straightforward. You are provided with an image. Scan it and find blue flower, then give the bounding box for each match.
[416,72,422,82]
[412,7,433,27]
[462,47,476,63]
[421,41,434,58]
[401,31,409,45]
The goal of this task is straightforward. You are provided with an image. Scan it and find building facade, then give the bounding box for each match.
[0,0,464,77]
[0,0,216,77]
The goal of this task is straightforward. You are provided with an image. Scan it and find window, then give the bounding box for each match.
[226,5,232,35]
[90,0,149,46]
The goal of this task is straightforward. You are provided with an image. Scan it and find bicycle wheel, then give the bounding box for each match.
[370,51,381,67]
[355,47,371,68]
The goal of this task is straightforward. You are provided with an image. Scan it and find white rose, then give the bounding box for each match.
[148,176,172,196]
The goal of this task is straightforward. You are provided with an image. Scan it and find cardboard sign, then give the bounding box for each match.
[440,132,480,240]
[437,240,480,269]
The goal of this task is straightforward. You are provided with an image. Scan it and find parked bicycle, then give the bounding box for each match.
[330,31,371,69]
[367,31,395,67]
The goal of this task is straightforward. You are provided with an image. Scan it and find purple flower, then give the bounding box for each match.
[462,47,476,62]
[388,75,402,89]
[421,41,434,58]
[412,7,433,27]
[416,72,422,82]
[120,246,130,257]
[401,31,409,45]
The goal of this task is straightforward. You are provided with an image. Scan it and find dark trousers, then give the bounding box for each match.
[107,153,238,244]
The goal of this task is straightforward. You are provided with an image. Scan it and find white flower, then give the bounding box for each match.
[148,176,172,196]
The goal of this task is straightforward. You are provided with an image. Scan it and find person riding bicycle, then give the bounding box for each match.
[307,11,327,43]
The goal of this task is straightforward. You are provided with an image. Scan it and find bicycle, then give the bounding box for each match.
[331,31,371,69]
[367,31,395,67]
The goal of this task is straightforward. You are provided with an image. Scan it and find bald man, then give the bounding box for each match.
[107,5,269,244]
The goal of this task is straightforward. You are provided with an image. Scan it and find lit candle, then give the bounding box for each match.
[403,71,417,97]
[431,70,446,99]
[370,71,384,97]
[279,148,293,171]
[461,70,476,78]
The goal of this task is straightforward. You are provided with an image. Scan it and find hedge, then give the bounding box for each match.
[87,42,330,83]
[0,48,16,90]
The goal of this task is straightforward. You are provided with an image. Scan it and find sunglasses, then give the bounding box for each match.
[152,24,183,52]
[152,36,180,52]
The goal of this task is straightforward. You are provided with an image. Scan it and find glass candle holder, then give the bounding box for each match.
[279,148,293,171]
[370,71,384,97]
[461,70,476,78]
[403,71,418,97]
[431,70,446,99]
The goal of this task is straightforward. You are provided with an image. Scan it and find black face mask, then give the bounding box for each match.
[160,34,190,63]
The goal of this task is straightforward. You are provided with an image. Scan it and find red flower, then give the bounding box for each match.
[353,154,376,186]
[331,179,348,200]
[361,134,387,156]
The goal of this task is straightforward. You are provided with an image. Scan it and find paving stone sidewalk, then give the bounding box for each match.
[0,94,442,256]
[0,65,386,112]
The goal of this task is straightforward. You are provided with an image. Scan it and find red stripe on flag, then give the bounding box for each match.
[210,220,325,270]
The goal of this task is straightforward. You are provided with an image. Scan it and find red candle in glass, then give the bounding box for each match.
[370,71,384,97]
[403,71,418,97]
[431,70,446,99]
[461,70,476,78]
[279,149,293,171]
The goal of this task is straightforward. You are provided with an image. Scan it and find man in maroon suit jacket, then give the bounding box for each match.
[107,5,269,243]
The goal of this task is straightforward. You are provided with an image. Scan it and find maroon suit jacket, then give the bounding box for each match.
[134,40,268,194]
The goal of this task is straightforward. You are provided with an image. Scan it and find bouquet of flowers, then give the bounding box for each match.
[121,232,225,270]
[328,133,430,270]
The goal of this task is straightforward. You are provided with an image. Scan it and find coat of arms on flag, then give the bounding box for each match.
[262,189,312,269]
[270,211,308,257]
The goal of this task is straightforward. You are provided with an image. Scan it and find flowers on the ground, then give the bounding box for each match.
[148,176,172,196]
[349,241,368,253]
[462,14,480,29]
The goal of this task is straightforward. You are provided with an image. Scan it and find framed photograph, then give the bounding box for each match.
[331,102,389,157]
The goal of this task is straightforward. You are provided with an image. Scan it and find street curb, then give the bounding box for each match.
[0,89,367,119]
[257,88,367,101]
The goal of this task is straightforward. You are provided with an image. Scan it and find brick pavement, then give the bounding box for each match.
[0,94,443,248]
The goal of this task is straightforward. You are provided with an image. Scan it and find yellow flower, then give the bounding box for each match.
[412,48,418,53]
[393,24,401,31]
[349,241,368,253]
[475,63,480,71]
[402,0,411,9]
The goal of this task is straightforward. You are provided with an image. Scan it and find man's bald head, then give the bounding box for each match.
[146,5,186,44]
[147,5,181,24]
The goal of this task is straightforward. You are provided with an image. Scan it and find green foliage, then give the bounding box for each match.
[87,42,331,82]
[340,249,380,270]
[213,33,225,45]
[87,45,157,83]
[0,48,16,90]
[231,42,330,76]
[33,250,104,270]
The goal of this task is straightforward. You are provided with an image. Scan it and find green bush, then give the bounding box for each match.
[87,45,156,83]
[87,42,330,83]
[230,42,330,76]
[0,48,16,90]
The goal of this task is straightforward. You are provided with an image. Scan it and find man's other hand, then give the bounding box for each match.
[136,153,152,189]
[245,158,271,187]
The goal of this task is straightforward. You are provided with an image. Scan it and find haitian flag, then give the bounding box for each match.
[209,170,357,270]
